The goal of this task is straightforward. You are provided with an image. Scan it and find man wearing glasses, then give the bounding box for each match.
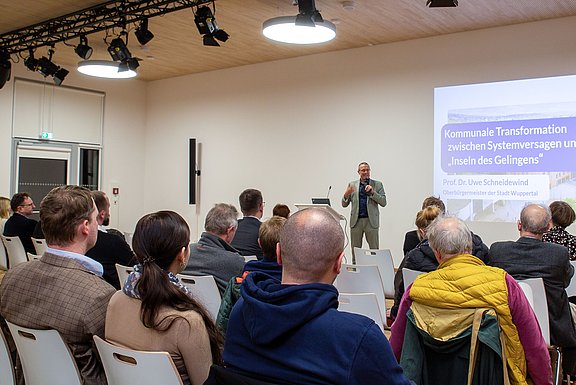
[3,192,38,255]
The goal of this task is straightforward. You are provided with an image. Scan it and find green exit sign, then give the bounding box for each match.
[40,132,53,139]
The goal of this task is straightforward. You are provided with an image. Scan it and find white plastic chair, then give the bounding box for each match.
[1,236,28,268]
[6,321,82,385]
[338,292,385,331]
[565,261,576,297]
[0,240,8,270]
[0,324,16,385]
[31,237,47,256]
[354,247,395,298]
[177,273,221,321]
[93,335,183,385]
[123,232,133,248]
[115,263,134,288]
[243,255,258,262]
[27,252,40,261]
[402,268,426,290]
[334,264,387,323]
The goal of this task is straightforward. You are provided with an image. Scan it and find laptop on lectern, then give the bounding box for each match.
[312,198,331,206]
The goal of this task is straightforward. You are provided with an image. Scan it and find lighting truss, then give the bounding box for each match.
[0,0,215,55]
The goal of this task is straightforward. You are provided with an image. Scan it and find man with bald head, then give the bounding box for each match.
[488,204,576,356]
[222,208,410,385]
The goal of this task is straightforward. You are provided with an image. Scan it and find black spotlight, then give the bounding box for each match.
[295,0,324,27]
[108,37,132,62]
[36,56,59,77]
[194,5,229,46]
[0,50,11,90]
[135,19,155,46]
[24,50,38,71]
[74,35,93,59]
[53,68,69,86]
[426,0,458,6]
[118,57,140,72]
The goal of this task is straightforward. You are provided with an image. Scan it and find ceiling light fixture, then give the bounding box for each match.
[0,50,11,90]
[107,34,132,62]
[426,0,458,7]
[262,0,336,45]
[77,60,137,79]
[24,50,38,71]
[135,18,155,46]
[194,4,229,47]
[74,35,93,59]
[32,48,69,86]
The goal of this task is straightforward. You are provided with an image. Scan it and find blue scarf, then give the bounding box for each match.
[122,264,191,299]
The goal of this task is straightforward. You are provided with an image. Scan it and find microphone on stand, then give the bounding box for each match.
[326,185,332,198]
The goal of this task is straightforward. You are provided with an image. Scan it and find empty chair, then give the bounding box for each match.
[334,264,387,323]
[115,263,134,288]
[354,247,395,298]
[94,335,183,385]
[338,292,385,331]
[402,268,426,290]
[5,321,82,385]
[177,273,221,321]
[31,237,47,256]
[0,324,16,385]
[1,236,28,268]
[0,240,7,270]
[26,252,40,261]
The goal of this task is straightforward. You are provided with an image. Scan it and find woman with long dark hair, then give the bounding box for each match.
[105,210,222,385]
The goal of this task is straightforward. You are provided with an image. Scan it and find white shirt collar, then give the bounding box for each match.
[45,246,104,277]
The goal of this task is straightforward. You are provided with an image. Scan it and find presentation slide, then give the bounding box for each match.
[433,74,576,222]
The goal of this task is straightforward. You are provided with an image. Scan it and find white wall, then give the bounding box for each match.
[144,16,576,264]
[0,65,148,234]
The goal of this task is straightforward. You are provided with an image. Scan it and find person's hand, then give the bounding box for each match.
[365,184,373,195]
[344,184,355,199]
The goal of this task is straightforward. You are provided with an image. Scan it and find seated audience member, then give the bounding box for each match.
[272,203,290,219]
[231,189,264,258]
[402,196,446,256]
[105,211,222,385]
[223,208,411,385]
[86,191,134,289]
[3,192,38,255]
[543,200,576,260]
[182,203,245,295]
[0,196,9,235]
[0,185,115,385]
[217,215,286,334]
[488,204,576,364]
[391,216,551,385]
[391,205,489,319]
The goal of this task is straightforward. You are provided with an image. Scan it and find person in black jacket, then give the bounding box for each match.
[402,196,445,256]
[3,192,37,255]
[231,189,264,258]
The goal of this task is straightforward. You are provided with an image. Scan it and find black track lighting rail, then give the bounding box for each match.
[0,0,214,55]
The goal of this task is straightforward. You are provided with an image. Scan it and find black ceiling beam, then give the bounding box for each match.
[0,0,214,55]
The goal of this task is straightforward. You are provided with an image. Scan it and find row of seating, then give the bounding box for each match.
[0,236,47,269]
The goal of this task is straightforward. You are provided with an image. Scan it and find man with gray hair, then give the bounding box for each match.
[488,203,576,368]
[222,208,411,385]
[391,216,551,385]
[182,203,245,294]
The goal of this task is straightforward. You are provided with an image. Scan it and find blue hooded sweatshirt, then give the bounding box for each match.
[223,272,411,385]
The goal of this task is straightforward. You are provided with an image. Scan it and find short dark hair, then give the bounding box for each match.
[421,196,446,213]
[10,192,30,212]
[238,189,263,216]
[272,204,290,219]
[91,191,109,212]
[40,186,95,246]
[550,201,576,228]
[259,216,287,261]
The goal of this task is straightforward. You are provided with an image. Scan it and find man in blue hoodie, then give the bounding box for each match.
[223,208,411,385]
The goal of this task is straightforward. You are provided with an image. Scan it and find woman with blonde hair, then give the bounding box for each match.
[105,210,222,385]
[0,196,10,235]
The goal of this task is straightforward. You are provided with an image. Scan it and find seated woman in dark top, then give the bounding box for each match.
[543,200,576,260]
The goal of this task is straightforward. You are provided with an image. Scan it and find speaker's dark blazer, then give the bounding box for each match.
[86,230,135,289]
[2,213,37,255]
[231,217,263,258]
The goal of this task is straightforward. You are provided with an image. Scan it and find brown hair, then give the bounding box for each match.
[272,204,290,219]
[421,196,445,213]
[549,201,576,229]
[10,192,30,212]
[259,216,287,261]
[133,211,222,364]
[0,196,10,219]
[91,191,109,212]
[415,206,442,234]
[238,189,263,216]
[40,186,95,246]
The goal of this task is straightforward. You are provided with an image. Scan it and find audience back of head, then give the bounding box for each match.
[549,201,575,229]
[421,196,446,213]
[258,215,286,262]
[205,203,239,234]
[239,189,263,216]
[272,204,290,219]
[520,204,551,236]
[427,216,472,258]
[0,196,9,219]
[415,205,442,241]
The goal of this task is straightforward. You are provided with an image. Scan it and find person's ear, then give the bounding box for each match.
[517,220,522,232]
[334,252,344,274]
[433,249,442,264]
[276,243,282,265]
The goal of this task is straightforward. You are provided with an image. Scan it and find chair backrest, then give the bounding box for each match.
[0,324,16,385]
[244,255,258,262]
[93,335,183,385]
[338,292,385,331]
[27,252,40,261]
[5,321,82,385]
[115,263,134,288]
[518,277,550,346]
[402,268,426,290]
[0,239,7,270]
[566,261,576,297]
[354,247,395,298]
[1,236,28,268]
[123,232,133,247]
[177,274,221,321]
[31,237,47,256]
[334,264,387,322]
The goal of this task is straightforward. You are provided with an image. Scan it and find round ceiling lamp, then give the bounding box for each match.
[77,60,137,79]
[262,16,336,45]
